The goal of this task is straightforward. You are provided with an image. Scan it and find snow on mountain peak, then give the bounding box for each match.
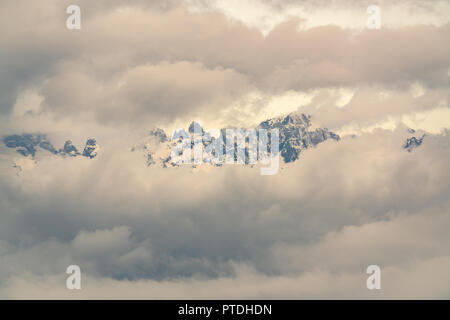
[3,134,99,159]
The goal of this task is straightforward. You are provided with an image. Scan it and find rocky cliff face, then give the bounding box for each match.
[3,112,432,170]
[404,135,425,152]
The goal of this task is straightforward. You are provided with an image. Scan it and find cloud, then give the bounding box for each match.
[1,1,449,129]
[0,126,449,298]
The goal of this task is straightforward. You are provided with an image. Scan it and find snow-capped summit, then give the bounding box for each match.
[3,112,437,171]
[3,134,57,157]
[259,112,311,130]
[133,112,340,167]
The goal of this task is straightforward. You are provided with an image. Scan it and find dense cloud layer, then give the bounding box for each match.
[0,0,449,298]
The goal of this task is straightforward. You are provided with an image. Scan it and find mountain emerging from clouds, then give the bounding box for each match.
[3,112,427,169]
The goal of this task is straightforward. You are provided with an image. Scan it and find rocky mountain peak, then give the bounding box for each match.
[188,121,204,134]
[60,140,80,157]
[149,129,168,143]
[3,134,99,159]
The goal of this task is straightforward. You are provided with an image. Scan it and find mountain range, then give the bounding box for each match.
[2,112,425,168]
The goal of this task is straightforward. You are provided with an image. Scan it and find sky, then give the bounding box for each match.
[0,0,449,299]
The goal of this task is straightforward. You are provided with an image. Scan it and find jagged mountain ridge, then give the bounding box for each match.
[404,134,425,152]
[3,134,99,159]
[132,112,341,167]
[3,112,428,168]
[258,113,340,163]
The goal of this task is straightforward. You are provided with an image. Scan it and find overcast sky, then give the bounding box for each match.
[0,0,449,299]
